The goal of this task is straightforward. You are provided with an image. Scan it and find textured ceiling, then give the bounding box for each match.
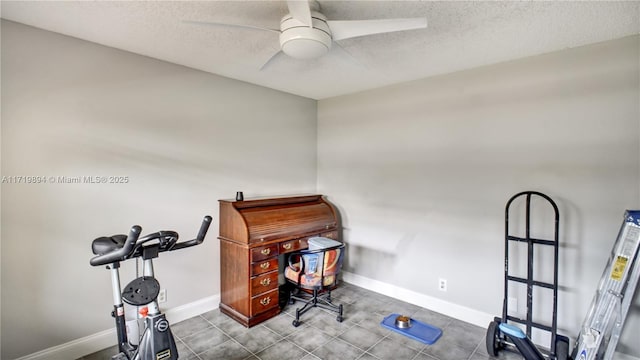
[1,1,639,99]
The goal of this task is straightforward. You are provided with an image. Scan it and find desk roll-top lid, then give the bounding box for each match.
[219,194,338,245]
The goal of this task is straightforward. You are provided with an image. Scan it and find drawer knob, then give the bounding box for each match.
[261,248,271,256]
[260,262,270,270]
[260,297,271,306]
[260,278,272,286]
[283,243,292,250]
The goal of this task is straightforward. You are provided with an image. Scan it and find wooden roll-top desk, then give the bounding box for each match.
[218,194,340,327]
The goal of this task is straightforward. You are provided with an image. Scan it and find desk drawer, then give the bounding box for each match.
[280,238,308,254]
[321,231,338,240]
[251,244,278,262]
[250,271,278,295]
[251,288,278,315]
[251,257,278,276]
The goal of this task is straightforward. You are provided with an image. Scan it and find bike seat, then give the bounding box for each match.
[92,235,127,255]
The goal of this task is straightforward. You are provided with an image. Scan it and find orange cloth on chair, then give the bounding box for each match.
[285,248,342,288]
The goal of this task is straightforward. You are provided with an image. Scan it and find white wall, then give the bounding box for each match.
[0,20,317,359]
[318,35,640,357]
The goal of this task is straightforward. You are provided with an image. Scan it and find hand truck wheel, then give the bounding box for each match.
[486,320,503,357]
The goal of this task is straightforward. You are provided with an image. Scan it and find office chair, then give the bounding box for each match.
[285,239,345,327]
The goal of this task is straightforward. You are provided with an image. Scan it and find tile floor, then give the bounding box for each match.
[80,282,522,360]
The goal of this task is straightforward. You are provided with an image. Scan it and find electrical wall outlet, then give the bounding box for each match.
[438,278,447,292]
[158,289,167,303]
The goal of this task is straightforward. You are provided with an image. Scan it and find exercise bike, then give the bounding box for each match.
[90,215,212,360]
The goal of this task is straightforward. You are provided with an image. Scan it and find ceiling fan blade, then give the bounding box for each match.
[327,17,427,41]
[259,50,285,71]
[331,41,367,69]
[183,20,280,34]
[286,0,312,27]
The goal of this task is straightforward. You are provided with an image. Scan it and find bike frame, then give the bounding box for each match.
[91,216,211,360]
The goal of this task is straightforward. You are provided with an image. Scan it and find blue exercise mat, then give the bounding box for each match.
[380,314,443,345]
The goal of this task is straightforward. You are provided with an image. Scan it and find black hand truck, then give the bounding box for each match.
[486,191,570,360]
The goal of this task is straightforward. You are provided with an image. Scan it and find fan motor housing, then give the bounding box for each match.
[280,11,332,59]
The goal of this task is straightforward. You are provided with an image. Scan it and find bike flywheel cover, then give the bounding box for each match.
[122,276,160,306]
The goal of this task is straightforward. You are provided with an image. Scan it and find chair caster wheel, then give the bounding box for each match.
[292,320,301,327]
[337,315,343,323]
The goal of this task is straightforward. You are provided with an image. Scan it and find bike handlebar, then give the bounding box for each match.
[173,215,212,250]
[90,216,212,266]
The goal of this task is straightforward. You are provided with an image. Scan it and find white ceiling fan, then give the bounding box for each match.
[185,0,427,68]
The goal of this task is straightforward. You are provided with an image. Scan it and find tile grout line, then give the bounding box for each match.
[467,336,484,360]
[198,314,263,360]
[173,336,202,360]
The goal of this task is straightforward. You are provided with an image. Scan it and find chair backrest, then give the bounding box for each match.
[286,243,345,289]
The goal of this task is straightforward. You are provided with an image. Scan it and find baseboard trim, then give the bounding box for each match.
[342,271,494,328]
[164,294,220,324]
[16,295,220,360]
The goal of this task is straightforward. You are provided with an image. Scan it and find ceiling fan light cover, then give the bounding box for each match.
[280,28,331,59]
[280,12,332,59]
